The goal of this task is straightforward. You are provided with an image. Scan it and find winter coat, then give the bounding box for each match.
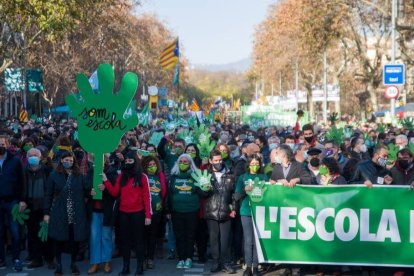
[203,166,235,221]
[44,170,92,241]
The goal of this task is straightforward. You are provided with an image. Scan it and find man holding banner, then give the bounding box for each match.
[351,145,393,186]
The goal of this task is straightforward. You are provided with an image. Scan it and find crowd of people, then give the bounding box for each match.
[0,112,413,276]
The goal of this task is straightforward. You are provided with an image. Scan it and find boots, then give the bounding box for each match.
[119,258,130,276]
[135,261,144,275]
[243,267,252,276]
[88,264,100,274]
[54,263,63,276]
[252,267,260,276]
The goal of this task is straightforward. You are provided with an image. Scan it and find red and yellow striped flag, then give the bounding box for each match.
[19,104,28,123]
[189,99,200,112]
[160,38,179,70]
[204,101,213,117]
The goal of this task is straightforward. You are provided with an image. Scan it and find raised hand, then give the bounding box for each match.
[65,64,139,199]
[191,169,212,191]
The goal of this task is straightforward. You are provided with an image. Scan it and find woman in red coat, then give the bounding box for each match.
[103,151,151,275]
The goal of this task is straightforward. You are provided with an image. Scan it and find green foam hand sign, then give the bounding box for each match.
[246,177,268,203]
[38,221,48,242]
[12,204,30,225]
[65,63,139,199]
[191,169,212,191]
[197,137,215,160]
[177,129,194,145]
[148,132,164,147]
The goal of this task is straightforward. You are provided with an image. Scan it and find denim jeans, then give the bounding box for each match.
[0,200,20,261]
[241,216,258,267]
[89,212,113,264]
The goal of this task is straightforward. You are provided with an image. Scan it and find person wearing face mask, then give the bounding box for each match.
[349,136,370,162]
[87,154,118,275]
[166,154,204,270]
[264,148,279,177]
[141,156,166,270]
[323,140,349,174]
[0,135,25,272]
[103,151,151,276]
[294,143,308,164]
[157,136,186,177]
[320,158,347,185]
[234,154,268,276]
[395,134,408,150]
[269,144,312,187]
[302,124,324,150]
[350,145,393,187]
[284,135,296,152]
[20,137,36,167]
[44,151,92,275]
[254,136,270,164]
[216,143,234,170]
[23,148,53,269]
[305,149,322,185]
[390,149,414,185]
[204,150,236,274]
[185,143,203,168]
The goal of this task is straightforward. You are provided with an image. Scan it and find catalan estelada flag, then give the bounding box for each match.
[19,103,28,123]
[189,99,200,112]
[160,38,179,70]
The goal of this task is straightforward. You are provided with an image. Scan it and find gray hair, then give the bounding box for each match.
[279,144,294,161]
[27,148,41,157]
[396,134,408,143]
[171,153,198,175]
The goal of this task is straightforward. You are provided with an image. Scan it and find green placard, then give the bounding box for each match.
[65,63,139,199]
[250,184,414,267]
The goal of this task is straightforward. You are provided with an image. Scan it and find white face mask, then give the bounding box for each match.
[360,144,367,153]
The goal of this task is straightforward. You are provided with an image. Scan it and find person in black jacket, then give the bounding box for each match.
[350,145,393,186]
[270,144,312,186]
[23,148,53,269]
[43,151,92,275]
[204,150,236,274]
[0,135,26,271]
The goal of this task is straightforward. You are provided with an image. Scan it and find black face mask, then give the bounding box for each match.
[310,157,320,167]
[399,160,411,170]
[0,146,6,155]
[122,163,135,171]
[212,163,224,171]
[305,136,314,143]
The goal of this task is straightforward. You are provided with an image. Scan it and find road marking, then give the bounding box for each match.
[184,268,204,273]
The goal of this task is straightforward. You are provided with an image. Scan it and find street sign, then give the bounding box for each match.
[383,64,405,85]
[385,85,400,99]
[148,85,158,96]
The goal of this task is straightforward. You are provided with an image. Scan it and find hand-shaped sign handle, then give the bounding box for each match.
[66,64,139,199]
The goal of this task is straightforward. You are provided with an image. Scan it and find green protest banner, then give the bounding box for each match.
[250,184,414,267]
[65,63,139,199]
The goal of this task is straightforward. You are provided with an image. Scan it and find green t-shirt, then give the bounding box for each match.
[148,174,163,213]
[235,172,269,217]
[170,172,200,213]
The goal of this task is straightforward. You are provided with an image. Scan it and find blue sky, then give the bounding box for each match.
[138,0,275,65]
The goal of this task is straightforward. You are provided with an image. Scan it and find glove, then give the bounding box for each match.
[12,204,30,225]
[38,221,49,242]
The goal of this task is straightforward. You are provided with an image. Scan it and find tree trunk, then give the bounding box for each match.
[367,81,378,112]
[306,87,314,121]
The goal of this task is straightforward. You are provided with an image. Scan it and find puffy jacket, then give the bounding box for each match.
[203,166,235,221]
[350,160,392,184]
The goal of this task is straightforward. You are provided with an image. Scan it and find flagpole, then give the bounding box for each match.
[176,37,180,119]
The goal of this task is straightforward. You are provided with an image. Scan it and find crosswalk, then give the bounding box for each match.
[183,263,205,276]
